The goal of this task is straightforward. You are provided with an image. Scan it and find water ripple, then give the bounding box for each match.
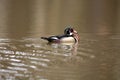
[0,36,119,80]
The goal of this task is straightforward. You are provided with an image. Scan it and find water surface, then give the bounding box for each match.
[0,33,120,80]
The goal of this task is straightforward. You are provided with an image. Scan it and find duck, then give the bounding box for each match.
[41,27,79,43]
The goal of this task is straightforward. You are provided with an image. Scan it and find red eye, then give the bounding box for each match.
[70,29,73,32]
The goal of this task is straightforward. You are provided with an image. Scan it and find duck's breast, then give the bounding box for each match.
[60,37,75,43]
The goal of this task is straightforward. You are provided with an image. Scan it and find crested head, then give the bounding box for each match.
[64,27,74,35]
[64,27,80,42]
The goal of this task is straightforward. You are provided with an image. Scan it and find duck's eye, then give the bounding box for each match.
[70,29,73,32]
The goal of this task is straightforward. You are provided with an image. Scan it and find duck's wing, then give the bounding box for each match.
[41,36,59,42]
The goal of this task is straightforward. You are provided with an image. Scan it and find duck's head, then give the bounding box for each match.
[64,27,80,41]
[64,27,77,35]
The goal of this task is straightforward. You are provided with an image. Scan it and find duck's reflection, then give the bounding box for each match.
[47,42,79,56]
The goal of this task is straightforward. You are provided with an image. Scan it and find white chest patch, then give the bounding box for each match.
[60,37,75,43]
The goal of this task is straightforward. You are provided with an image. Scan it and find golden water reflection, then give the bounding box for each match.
[0,0,120,38]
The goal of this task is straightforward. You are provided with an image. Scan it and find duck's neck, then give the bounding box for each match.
[73,33,80,42]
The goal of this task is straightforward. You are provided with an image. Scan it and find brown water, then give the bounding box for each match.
[0,33,120,80]
[0,0,120,80]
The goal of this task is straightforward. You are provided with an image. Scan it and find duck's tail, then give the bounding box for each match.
[41,37,49,40]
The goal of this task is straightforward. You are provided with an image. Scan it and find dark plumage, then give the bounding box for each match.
[41,27,79,43]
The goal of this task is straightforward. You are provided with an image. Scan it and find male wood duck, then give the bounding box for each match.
[41,27,79,43]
